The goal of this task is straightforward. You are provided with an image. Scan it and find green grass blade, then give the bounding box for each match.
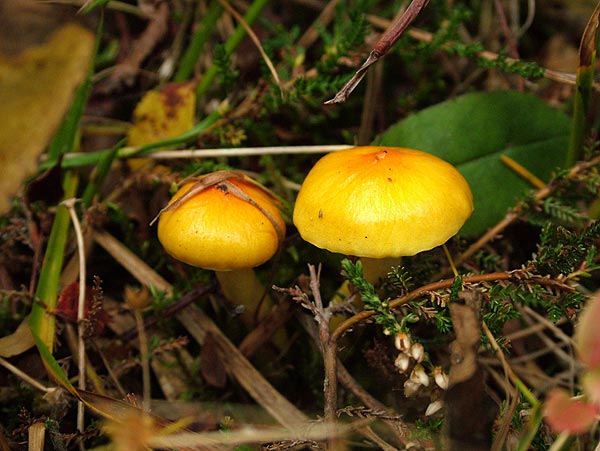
[29,20,102,352]
[31,329,76,395]
[42,108,223,170]
[175,0,223,82]
[566,3,600,167]
[515,403,544,451]
[81,139,124,206]
[28,172,78,352]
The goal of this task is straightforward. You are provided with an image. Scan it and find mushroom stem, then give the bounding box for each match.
[332,256,402,304]
[330,257,402,334]
[360,256,403,284]
[215,268,272,327]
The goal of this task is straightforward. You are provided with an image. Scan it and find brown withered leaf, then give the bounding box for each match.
[0,316,35,358]
[0,22,94,214]
[447,290,481,385]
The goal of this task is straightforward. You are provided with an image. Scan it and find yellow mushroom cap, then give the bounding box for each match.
[293,146,473,258]
[157,173,285,271]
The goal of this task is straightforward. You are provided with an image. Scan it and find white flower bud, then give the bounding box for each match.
[394,352,411,373]
[433,366,449,390]
[410,364,429,387]
[404,379,421,397]
[410,343,424,362]
[425,400,444,416]
[394,332,412,352]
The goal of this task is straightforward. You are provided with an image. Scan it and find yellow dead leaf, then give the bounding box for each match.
[0,22,94,214]
[0,316,35,357]
[127,81,196,146]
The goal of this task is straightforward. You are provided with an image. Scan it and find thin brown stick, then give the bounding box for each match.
[104,2,170,88]
[0,356,58,394]
[133,308,151,411]
[217,0,282,91]
[332,269,575,341]
[365,15,596,90]
[325,0,430,104]
[357,60,384,145]
[297,0,343,49]
[308,264,342,451]
[296,312,408,448]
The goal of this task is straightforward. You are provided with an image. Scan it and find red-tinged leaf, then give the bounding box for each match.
[574,293,600,369]
[54,281,111,334]
[543,389,598,434]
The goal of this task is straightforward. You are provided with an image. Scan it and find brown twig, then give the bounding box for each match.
[357,60,384,145]
[103,2,170,89]
[366,15,598,90]
[325,0,430,104]
[297,0,343,49]
[295,304,408,448]
[307,264,342,451]
[331,269,576,342]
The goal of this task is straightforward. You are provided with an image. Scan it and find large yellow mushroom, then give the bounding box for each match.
[293,146,473,282]
[155,170,285,327]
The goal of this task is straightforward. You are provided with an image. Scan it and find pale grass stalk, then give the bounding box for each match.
[503,317,567,342]
[133,308,151,412]
[517,306,579,385]
[28,422,46,451]
[515,0,536,39]
[148,422,360,449]
[62,198,87,436]
[442,244,458,277]
[0,356,58,394]
[548,431,572,451]
[58,144,353,164]
[93,230,309,428]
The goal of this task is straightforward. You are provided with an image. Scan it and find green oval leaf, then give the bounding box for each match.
[373,91,570,236]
